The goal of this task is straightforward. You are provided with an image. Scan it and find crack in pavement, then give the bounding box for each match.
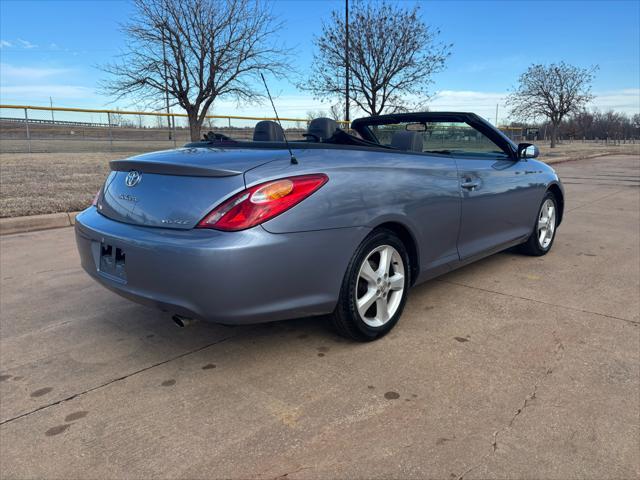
[272,466,312,479]
[0,333,237,427]
[248,463,313,480]
[437,279,639,327]
[456,330,567,480]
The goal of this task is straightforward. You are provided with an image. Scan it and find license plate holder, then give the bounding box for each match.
[99,243,127,282]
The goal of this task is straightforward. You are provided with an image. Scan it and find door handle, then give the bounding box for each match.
[461,179,479,190]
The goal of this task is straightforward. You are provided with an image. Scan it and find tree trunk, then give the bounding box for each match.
[187,110,203,141]
[550,123,558,148]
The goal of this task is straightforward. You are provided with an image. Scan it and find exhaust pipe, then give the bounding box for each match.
[172,314,197,328]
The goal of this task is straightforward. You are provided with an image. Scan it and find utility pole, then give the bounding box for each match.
[161,23,172,140]
[50,97,55,123]
[495,103,498,126]
[344,0,350,124]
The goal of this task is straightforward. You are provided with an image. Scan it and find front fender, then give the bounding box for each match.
[546,179,565,225]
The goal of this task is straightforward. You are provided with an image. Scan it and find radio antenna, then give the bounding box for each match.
[260,73,297,165]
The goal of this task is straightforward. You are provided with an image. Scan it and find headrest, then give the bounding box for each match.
[306,117,338,142]
[390,131,423,152]
[253,120,285,142]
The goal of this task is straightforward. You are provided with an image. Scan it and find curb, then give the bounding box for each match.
[0,211,80,236]
[543,151,636,165]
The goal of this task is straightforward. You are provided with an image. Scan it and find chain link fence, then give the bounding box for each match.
[0,105,322,154]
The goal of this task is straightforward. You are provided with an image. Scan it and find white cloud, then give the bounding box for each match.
[430,90,507,106]
[0,40,12,48]
[17,38,37,49]
[591,89,640,114]
[0,84,94,101]
[0,63,71,81]
[427,90,507,122]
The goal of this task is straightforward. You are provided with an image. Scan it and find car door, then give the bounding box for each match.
[455,125,542,259]
[420,121,536,260]
[367,123,462,279]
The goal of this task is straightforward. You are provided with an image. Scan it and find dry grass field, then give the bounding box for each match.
[537,141,639,160]
[0,152,117,217]
[0,141,638,218]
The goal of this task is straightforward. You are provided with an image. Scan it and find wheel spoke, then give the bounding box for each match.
[378,246,392,276]
[359,260,377,285]
[389,273,404,291]
[357,289,377,316]
[538,218,547,230]
[538,228,546,245]
[376,297,389,322]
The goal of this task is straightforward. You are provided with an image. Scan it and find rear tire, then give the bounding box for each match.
[330,229,410,341]
[518,191,558,256]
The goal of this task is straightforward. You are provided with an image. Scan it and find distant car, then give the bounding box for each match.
[75,112,564,341]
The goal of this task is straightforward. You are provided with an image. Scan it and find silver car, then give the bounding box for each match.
[75,112,564,341]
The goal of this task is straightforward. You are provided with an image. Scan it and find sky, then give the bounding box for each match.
[1,0,639,124]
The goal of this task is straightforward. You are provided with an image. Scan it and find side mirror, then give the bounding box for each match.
[517,143,539,159]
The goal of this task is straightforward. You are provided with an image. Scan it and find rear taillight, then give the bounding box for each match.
[197,174,328,231]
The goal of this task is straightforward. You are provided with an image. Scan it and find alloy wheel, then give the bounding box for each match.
[537,199,556,249]
[355,245,405,327]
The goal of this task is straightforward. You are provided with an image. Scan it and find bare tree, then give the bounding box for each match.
[101,0,289,141]
[304,1,451,117]
[508,109,639,142]
[305,110,327,121]
[328,103,343,122]
[110,109,136,128]
[506,62,597,147]
[570,109,594,139]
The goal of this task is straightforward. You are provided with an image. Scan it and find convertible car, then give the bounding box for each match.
[75,112,564,341]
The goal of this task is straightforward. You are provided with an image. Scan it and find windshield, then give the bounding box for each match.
[369,121,510,158]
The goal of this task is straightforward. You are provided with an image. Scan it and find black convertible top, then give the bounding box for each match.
[351,111,483,128]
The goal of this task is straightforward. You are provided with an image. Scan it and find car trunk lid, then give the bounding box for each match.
[98,147,286,229]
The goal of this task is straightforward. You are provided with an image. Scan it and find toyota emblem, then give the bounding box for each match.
[125,170,142,187]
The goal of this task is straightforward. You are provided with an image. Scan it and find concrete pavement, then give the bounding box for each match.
[0,155,638,479]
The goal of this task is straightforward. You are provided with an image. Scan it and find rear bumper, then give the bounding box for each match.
[75,208,368,324]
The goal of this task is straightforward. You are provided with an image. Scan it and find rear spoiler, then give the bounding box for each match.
[110,159,241,177]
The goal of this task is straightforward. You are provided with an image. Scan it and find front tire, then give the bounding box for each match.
[518,191,558,256]
[330,229,410,341]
